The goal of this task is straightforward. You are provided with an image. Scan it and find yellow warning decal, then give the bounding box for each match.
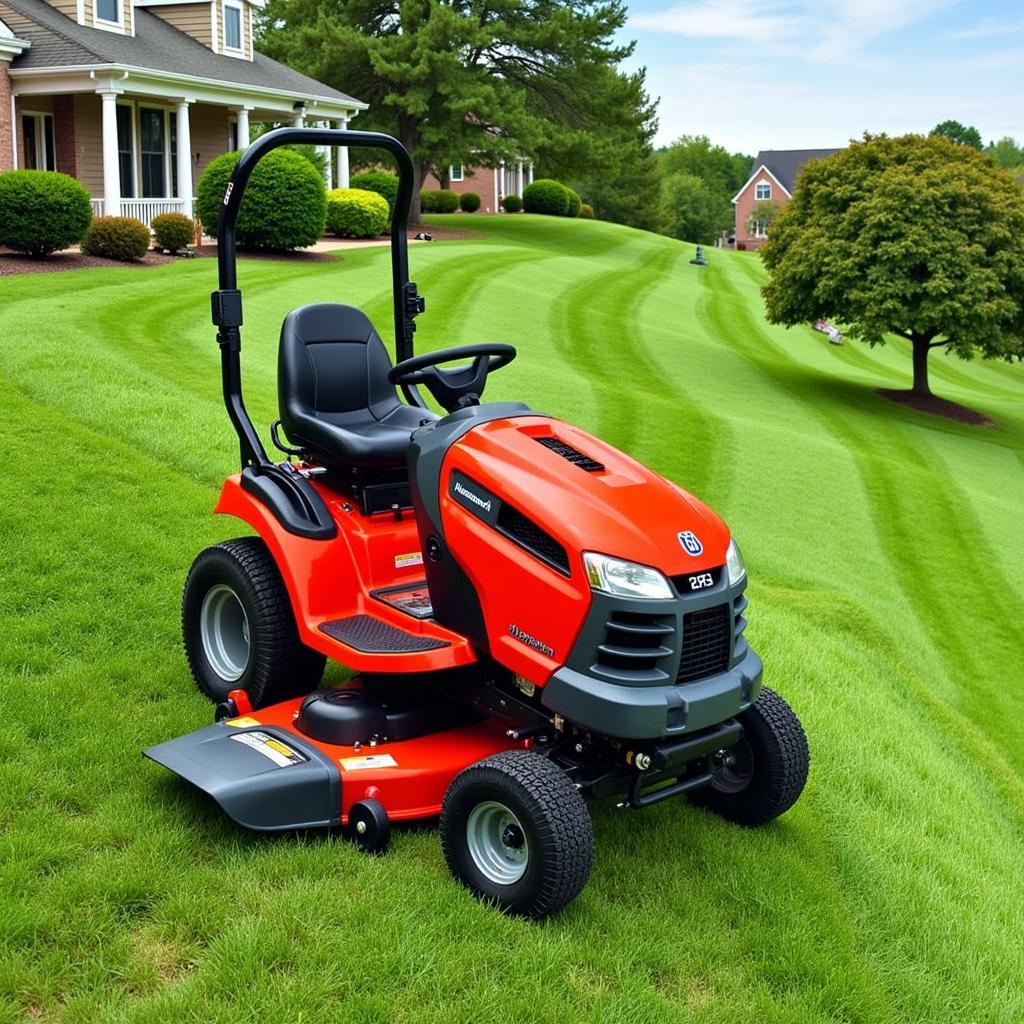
[394,551,424,568]
[340,754,399,771]
[226,716,260,727]
[265,738,295,758]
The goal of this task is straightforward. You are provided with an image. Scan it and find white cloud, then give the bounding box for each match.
[952,15,1024,39]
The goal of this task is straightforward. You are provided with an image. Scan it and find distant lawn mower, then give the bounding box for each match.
[146,128,809,919]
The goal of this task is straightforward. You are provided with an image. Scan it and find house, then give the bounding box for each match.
[732,148,839,250]
[0,0,365,226]
[421,157,534,213]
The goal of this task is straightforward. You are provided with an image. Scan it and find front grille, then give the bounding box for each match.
[495,503,570,575]
[594,611,674,682]
[677,604,731,683]
[535,436,605,472]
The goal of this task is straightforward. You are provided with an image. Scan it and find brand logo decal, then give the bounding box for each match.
[454,480,492,513]
[678,531,703,556]
[508,624,554,658]
[222,181,234,206]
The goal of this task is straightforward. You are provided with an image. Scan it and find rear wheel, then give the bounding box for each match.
[688,687,809,826]
[182,538,325,708]
[440,750,594,919]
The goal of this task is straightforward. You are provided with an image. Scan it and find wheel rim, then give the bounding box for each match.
[466,800,529,885]
[199,584,250,682]
[709,736,754,794]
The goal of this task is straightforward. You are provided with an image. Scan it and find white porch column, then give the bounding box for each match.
[492,166,499,212]
[516,160,524,196]
[498,161,505,198]
[528,162,534,185]
[320,121,333,189]
[175,100,193,219]
[236,107,250,149]
[98,88,121,217]
[337,115,350,187]
[292,107,305,128]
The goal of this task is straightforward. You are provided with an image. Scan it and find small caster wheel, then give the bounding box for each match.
[214,698,238,722]
[348,799,391,855]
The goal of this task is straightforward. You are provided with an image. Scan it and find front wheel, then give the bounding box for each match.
[182,538,325,708]
[688,687,809,826]
[440,750,594,919]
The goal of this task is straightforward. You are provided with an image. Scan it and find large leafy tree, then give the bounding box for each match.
[985,136,1024,171]
[258,0,655,221]
[762,134,1024,397]
[930,119,983,149]
[660,173,720,243]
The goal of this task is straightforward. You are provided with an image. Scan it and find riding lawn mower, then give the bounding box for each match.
[145,128,809,919]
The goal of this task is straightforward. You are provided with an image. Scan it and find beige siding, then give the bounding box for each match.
[190,102,230,185]
[73,93,103,196]
[48,0,78,22]
[83,0,131,33]
[151,3,213,47]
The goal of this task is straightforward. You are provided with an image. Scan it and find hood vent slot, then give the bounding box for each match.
[535,436,604,473]
[496,503,571,576]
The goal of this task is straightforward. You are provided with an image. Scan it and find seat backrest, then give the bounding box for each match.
[278,303,402,428]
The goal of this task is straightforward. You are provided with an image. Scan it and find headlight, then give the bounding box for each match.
[583,552,673,600]
[726,538,746,586]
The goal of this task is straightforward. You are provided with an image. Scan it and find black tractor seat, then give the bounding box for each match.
[278,303,437,470]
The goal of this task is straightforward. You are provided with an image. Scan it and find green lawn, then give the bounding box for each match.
[1,214,1022,1023]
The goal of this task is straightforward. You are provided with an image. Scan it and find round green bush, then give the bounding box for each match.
[81,216,151,261]
[564,187,582,218]
[522,179,570,216]
[579,202,595,219]
[420,189,459,213]
[326,187,390,238]
[196,149,326,250]
[349,170,400,213]
[0,170,92,257]
[501,194,522,213]
[459,191,481,213]
[151,212,196,252]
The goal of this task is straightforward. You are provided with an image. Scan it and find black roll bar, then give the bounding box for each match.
[210,127,426,470]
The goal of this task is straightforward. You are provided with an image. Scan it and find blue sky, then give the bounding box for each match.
[623,0,1023,153]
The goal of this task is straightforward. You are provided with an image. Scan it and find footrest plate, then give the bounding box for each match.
[320,614,449,653]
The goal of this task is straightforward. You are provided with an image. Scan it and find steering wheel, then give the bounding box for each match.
[387,343,516,413]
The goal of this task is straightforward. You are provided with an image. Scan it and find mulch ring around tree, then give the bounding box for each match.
[876,388,994,427]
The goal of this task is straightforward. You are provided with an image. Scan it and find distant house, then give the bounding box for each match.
[732,148,840,250]
[0,0,365,227]
[422,157,534,213]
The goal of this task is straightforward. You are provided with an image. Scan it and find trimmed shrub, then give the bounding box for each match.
[420,189,459,213]
[196,149,325,250]
[151,212,196,252]
[565,187,582,218]
[0,170,92,257]
[522,178,570,216]
[501,194,522,213]
[459,191,481,213]
[81,216,151,261]
[350,170,400,213]
[326,187,390,238]
[579,202,595,219]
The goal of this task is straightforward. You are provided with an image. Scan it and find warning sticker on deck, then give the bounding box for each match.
[229,731,306,767]
[339,754,398,771]
[394,551,424,568]
[226,716,260,727]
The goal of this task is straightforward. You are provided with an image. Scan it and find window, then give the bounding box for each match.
[223,1,242,50]
[449,164,464,182]
[754,181,772,200]
[21,114,55,171]
[228,121,239,152]
[140,108,167,198]
[116,104,135,198]
[96,0,120,23]
[752,220,768,238]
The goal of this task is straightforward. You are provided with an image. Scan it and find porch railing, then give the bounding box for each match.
[89,198,190,229]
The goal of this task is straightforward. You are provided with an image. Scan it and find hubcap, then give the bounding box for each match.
[710,736,754,794]
[199,584,250,682]
[466,801,529,885]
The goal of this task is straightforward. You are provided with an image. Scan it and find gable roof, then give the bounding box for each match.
[751,149,840,193]
[1,0,363,107]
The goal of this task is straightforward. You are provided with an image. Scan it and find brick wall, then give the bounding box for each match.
[0,60,11,173]
[421,163,501,213]
[734,173,788,250]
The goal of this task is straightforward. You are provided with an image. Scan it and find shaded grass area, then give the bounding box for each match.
[1,215,1022,1023]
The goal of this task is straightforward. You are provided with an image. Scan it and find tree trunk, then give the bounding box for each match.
[396,117,424,225]
[911,336,931,395]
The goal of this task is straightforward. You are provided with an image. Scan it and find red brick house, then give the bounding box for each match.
[732,148,839,250]
[422,158,534,213]
[0,0,364,226]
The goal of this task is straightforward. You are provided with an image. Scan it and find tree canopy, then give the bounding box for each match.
[761,134,1024,397]
[930,119,983,149]
[257,0,656,221]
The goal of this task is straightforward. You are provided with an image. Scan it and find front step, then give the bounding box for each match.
[321,614,450,653]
